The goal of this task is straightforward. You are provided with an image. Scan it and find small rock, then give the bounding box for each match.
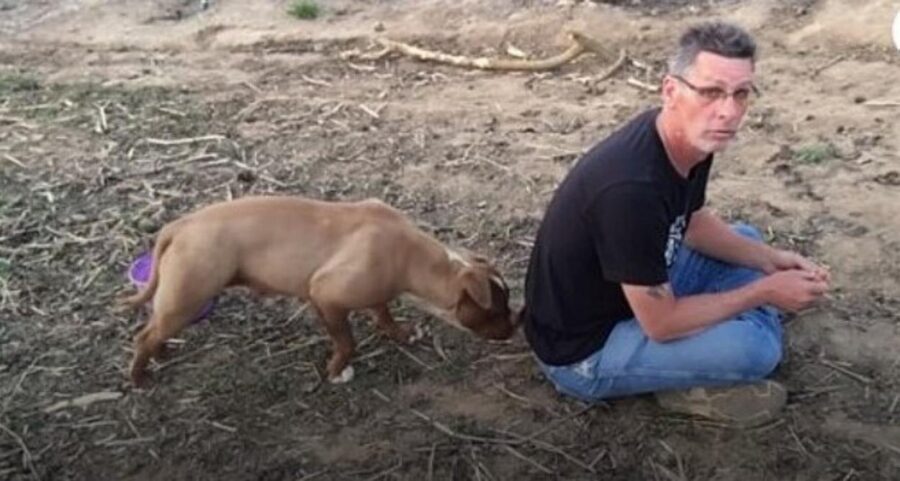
[137,218,157,233]
[873,171,900,186]
[853,96,866,104]
[237,170,256,183]
[374,22,385,32]
[772,163,792,176]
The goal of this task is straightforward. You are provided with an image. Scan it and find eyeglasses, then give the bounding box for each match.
[671,74,759,105]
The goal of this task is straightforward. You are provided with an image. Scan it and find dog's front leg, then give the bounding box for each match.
[370,304,420,344]
[311,302,356,383]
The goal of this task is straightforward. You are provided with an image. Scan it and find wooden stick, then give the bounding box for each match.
[788,426,811,458]
[493,383,535,406]
[300,75,332,87]
[298,469,328,481]
[519,404,595,442]
[596,49,629,82]
[2,154,26,168]
[863,100,900,107]
[361,459,403,481]
[96,103,108,133]
[242,80,262,94]
[820,359,874,385]
[0,116,37,129]
[528,438,596,473]
[503,445,554,474]
[143,135,226,146]
[427,443,437,481]
[154,344,217,372]
[374,36,583,71]
[409,409,518,444]
[358,103,382,119]
[627,77,659,93]
[811,54,845,77]
[0,421,38,481]
[367,29,614,72]
[395,345,434,370]
[588,448,607,470]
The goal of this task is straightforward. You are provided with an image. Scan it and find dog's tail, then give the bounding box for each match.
[118,223,179,310]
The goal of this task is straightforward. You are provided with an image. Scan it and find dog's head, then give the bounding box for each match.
[447,250,518,341]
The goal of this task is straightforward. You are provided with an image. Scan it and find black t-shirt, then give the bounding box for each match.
[523,107,712,366]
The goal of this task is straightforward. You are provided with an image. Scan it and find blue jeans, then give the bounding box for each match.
[538,223,783,402]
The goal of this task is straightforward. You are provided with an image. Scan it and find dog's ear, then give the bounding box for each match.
[459,269,492,310]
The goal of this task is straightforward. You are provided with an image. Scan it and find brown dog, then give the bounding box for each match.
[121,195,517,385]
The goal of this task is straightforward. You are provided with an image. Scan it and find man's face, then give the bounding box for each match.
[663,51,756,154]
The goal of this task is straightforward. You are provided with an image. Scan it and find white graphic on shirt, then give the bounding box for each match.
[665,214,686,267]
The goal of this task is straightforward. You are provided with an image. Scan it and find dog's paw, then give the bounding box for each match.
[408,323,425,343]
[129,368,149,388]
[328,365,355,384]
[384,323,423,344]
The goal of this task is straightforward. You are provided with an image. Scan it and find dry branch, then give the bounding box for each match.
[143,135,226,146]
[626,77,659,93]
[347,30,615,72]
[0,421,38,481]
[596,49,629,82]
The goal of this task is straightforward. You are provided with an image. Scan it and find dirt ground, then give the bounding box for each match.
[1,0,899,479]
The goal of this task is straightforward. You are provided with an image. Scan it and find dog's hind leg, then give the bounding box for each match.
[129,252,226,386]
[130,313,192,386]
[129,302,207,386]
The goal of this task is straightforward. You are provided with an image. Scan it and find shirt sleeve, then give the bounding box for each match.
[584,183,670,286]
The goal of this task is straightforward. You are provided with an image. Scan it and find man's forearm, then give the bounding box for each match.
[684,208,775,272]
[646,281,770,341]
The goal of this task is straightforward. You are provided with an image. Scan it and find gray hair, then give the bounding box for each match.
[668,22,757,75]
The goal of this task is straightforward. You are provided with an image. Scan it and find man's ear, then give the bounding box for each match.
[459,269,492,310]
[661,75,677,108]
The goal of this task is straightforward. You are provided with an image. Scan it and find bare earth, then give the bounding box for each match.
[1,0,899,480]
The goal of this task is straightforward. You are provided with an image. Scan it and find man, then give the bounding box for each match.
[521,22,830,425]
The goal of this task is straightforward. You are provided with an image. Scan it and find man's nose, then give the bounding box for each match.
[717,95,745,121]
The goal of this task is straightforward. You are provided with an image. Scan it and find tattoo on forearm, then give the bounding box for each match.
[646,284,669,299]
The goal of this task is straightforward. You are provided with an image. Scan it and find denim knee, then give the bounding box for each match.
[538,350,614,403]
[732,222,764,242]
[733,329,782,378]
